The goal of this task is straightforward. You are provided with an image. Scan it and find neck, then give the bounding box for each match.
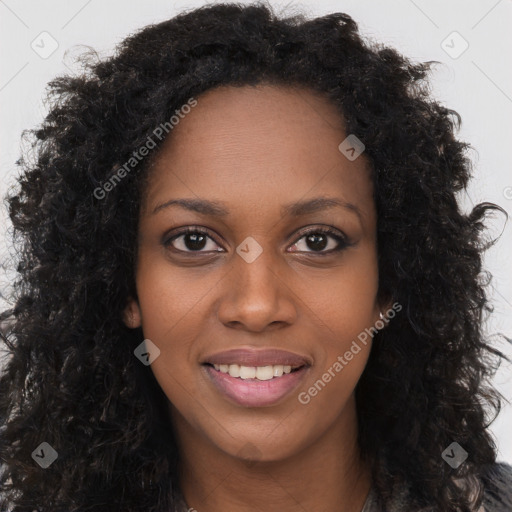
[173,395,372,512]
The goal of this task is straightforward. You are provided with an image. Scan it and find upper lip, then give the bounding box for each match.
[202,348,312,369]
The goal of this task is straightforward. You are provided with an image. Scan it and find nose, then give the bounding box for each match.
[217,246,298,333]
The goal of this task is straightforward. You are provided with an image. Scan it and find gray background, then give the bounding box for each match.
[1,0,511,463]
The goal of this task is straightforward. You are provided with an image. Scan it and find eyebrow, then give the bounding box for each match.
[152,196,363,222]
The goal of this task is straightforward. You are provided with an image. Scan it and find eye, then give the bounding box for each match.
[163,227,223,253]
[288,226,351,255]
[163,225,352,255]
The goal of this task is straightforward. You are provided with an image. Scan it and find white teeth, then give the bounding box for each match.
[211,363,298,380]
[228,364,240,378]
[255,366,274,380]
[273,365,284,377]
[239,366,256,379]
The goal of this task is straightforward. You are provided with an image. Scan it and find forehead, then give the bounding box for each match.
[142,84,374,225]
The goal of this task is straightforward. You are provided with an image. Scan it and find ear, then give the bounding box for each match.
[375,296,396,327]
[123,296,142,329]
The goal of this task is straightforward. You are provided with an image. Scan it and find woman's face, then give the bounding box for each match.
[125,84,386,463]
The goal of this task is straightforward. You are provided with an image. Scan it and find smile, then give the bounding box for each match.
[210,363,299,380]
[202,362,310,407]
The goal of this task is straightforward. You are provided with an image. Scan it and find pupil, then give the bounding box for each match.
[307,233,327,251]
[185,233,206,251]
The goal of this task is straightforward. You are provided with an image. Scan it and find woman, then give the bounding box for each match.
[1,3,511,511]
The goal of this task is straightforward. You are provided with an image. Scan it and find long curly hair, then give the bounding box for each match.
[0,2,509,511]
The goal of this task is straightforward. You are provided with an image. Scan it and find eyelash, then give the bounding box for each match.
[163,226,351,256]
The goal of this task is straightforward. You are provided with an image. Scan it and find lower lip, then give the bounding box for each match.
[203,365,309,407]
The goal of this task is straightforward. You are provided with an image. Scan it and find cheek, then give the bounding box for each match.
[133,256,205,395]
[296,249,378,399]
[300,245,379,342]
[134,249,216,339]
[135,286,206,419]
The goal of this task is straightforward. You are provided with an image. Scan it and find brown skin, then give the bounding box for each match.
[124,84,391,512]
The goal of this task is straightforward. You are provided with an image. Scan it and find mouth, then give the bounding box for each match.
[201,360,310,407]
[203,362,306,380]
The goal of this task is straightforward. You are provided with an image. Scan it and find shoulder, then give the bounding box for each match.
[480,462,512,512]
[365,463,512,511]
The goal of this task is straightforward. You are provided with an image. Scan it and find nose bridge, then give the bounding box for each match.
[234,239,281,303]
[217,237,296,330]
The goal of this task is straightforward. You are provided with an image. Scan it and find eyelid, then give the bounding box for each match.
[289,225,348,245]
[163,226,223,253]
[163,224,351,254]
